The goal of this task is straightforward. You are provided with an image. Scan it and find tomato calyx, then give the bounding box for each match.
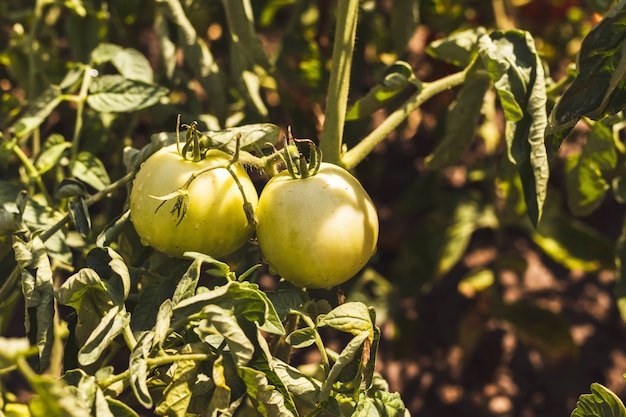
[150,119,257,228]
[278,128,322,180]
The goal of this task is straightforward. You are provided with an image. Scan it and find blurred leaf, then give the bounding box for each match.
[35,137,70,175]
[566,119,618,216]
[201,123,281,154]
[317,302,373,336]
[12,235,54,372]
[546,1,626,154]
[91,43,154,83]
[13,86,63,139]
[478,30,549,226]
[0,337,31,370]
[28,373,90,417]
[55,178,88,199]
[426,27,485,67]
[571,383,626,417]
[425,71,491,168]
[104,398,140,417]
[373,390,408,417]
[87,75,168,113]
[533,194,614,271]
[457,268,495,297]
[498,300,577,361]
[347,61,416,120]
[205,355,232,417]
[615,219,626,321]
[390,0,420,53]
[347,268,395,324]
[69,151,111,191]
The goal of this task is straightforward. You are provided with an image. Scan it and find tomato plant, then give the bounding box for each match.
[129,143,258,258]
[2,0,626,416]
[256,161,379,289]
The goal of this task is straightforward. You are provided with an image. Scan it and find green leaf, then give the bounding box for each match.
[34,137,70,175]
[0,337,31,370]
[69,197,91,238]
[565,118,618,216]
[317,302,373,336]
[533,194,614,271]
[286,327,317,348]
[193,305,255,367]
[347,61,416,120]
[78,305,130,366]
[154,344,199,417]
[13,86,63,139]
[111,48,154,84]
[12,235,54,372]
[239,366,295,417]
[201,123,281,154]
[129,331,154,408]
[498,300,577,361]
[104,398,140,417]
[547,1,626,153]
[425,71,491,168]
[373,390,408,417]
[173,281,284,336]
[426,27,485,67]
[353,395,377,417]
[69,151,111,191]
[87,75,168,113]
[28,374,90,417]
[317,331,370,403]
[478,30,549,226]
[273,359,321,408]
[571,383,626,417]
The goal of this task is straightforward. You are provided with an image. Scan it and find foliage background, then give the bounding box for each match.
[2,0,626,416]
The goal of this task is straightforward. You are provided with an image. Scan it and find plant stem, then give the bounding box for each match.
[10,141,52,204]
[319,0,360,166]
[292,310,331,377]
[70,65,94,160]
[342,70,468,170]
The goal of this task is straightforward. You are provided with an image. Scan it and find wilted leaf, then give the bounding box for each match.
[13,235,54,372]
[78,305,131,366]
[239,366,295,417]
[373,390,409,417]
[69,197,91,238]
[425,70,491,168]
[129,331,155,408]
[155,344,199,417]
[571,383,626,417]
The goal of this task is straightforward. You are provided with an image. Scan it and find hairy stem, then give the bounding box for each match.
[342,70,468,170]
[319,0,360,165]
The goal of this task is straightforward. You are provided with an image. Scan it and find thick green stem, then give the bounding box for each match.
[319,0,360,165]
[342,70,468,170]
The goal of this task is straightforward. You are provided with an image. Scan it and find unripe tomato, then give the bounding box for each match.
[256,162,379,288]
[129,144,258,258]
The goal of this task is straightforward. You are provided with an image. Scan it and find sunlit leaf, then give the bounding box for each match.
[571,383,626,417]
[87,75,168,113]
[317,302,373,336]
[478,30,549,226]
[426,27,485,67]
[239,366,295,417]
[154,344,199,416]
[546,1,626,154]
[35,138,70,175]
[13,86,63,139]
[565,118,618,216]
[78,305,130,366]
[0,337,31,370]
[69,151,111,191]
[129,331,154,408]
[286,327,317,348]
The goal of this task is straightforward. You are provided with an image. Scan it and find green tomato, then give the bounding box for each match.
[129,144,258,258]
[256,162,379,288]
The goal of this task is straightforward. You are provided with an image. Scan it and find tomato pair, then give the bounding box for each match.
[129,144,379,288]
